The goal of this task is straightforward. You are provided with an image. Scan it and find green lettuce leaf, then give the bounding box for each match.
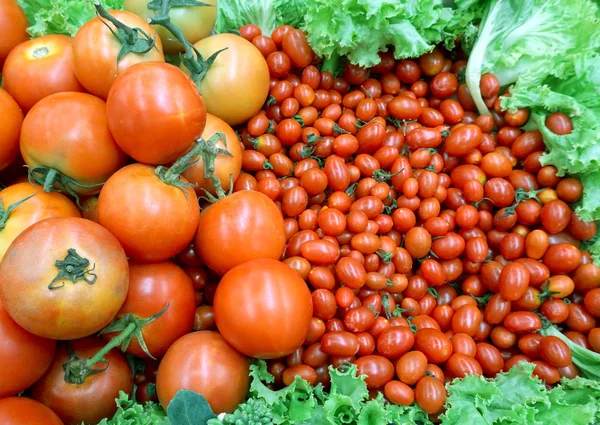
[302,0,481,69]
[465,0,600,115]
[213,0,306,36]
[17,0,124,38]
[94,392,167,425]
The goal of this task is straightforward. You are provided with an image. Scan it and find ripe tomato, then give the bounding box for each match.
[213,259,312,358]
[195,190,286,275]
[413,328,453,363]
[0,299,56,397]
[415,376,446,414]
[181,114,243,195]
[384,381,414,406]
[31,338,133,425]
[396,350,428,385]
[444,124,482,156]
[0,0,29,68]
[107,62,207,165]
[0,182,80,261]
[377,326,414,358]
[0,89,22,173]
[321,331,360,357]
[452,305,482,337]
[98,163,200,262]
[20,92,127,193]
[124,0,217,54]
[0,217,128,340]
[102,261,195,358]
[72,10,164,99]
[543,243,581,274]
[475,342,503,376]
[503,312,542,333]
[354,355,395,389]
[156,331,249,414]
[3,35,85,112]
[539,336,572,368]
[498,262,530,301]
[446,353,483,378]
[186,34,270,125]
[0,397,63,425]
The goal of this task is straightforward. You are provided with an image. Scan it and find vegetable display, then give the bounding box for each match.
[0,0,600,424]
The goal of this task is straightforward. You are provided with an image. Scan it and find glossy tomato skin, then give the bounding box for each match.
[415,376,446,415]
[20,92,127,192]
[0,182,80,262]
[187,34,270,125]
[156,331,250,414]
[72,10,164,99]
[413,328,453,363]
[0,217,129,340]
[124,0,217,54]
[354,355,395,389]
[195,190,286,275]
[102,261,196,358]
[0,89,24,172]
[98,164,200,262]
[3,35,85,111]
[0,397,63,425]
[31,338,133,425]
[214,259,312,358]
[0,299,56,397]
[182,114,243,195]
[0,0,29,68]
[107,62,207,165]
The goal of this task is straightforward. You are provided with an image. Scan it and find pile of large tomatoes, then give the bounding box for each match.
[0,0,599,423]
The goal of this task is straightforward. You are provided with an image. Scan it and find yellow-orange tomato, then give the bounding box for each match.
[0,89,23,173]
[0,0,29,68]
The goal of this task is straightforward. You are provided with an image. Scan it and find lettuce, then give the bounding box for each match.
[94,392,167,425]
[17,0,124,38]
[213,0,307,36]
[302,0,484,69]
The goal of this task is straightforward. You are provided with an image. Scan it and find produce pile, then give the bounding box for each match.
[0,0,600,424]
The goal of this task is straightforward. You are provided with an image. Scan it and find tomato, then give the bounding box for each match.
[0,89,22,173]
[446,353,483,378]
[195,190,286,275]
[404,227,432,259]
[573,263,600,292]
[20,92,126,193]
[73,10,164,99]
[344,306,375,332]
[0,397,63,425]
[321,331,360,356]
[395,351,427,385]
[181,114,243,195]
[0,0,29,69]
[107,62,207,165]
[102,261,195,358]
[475,342,503,376]
[415,376,446,414]
[503,312,542,333]
[444,125,482,156]
[213,259,312,358]
[565,303,596,334]
[283,365,318,386]
[431,232,465,260]
[384,381,415,406]
[282,29,314,68]
[540,200,572,234]
[377,326,414,358]
[98,163,200,262]
[539,336,572,368]
[532,360,560,385]
[0,298,55,397]
[124,0,217,54]
[498,262,530,301]
[413,328,453,363]
[354,355,395,389]
[3,34,84,112]
[543,243,581,274]
[0,182,80,262]
[584,288,600,318]
[156,331,249,414]
[452,305,482,337]
[186,34,270,125]
[32,337,133,425]
[0,217,128,340]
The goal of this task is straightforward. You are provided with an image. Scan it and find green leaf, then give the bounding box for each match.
[328,364,369,408]
[166,390,216,425]
[17,0,124,38]
[92,391,167,425]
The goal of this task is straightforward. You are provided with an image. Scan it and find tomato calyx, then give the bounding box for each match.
[472,197,493,209]
[265,96,276,106]
[155,133,229,198]
[537,280,561,304]
[28,166,104,208]
[469,291,493,307]
[383,194,398,215]
[376,248,393,264]
[427,287,439,299]
[0,193,35,230]
[501,188,544,216]
[48,248,97,290]
[62,304,169,385]
[94,3,159,64]
[147,0,224,86]
[262,160,274,170]
[373,167,403,183]
[382,293,394,319]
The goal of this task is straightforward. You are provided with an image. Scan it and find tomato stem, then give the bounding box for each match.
[0,193,36,230]
[48,248,97,290]
[87,322,137,368]
[28,166,104,209]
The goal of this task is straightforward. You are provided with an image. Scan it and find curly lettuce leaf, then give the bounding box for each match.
[94,392,167,425]
[302,0,481,69]
[17,0,123,38]
[214,0,306,36]
[465,0,600,115]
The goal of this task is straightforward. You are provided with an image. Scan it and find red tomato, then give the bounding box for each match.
[396,350,428,385]
[475,342,503,376]
[107,62,206,165]
[415,376,446,414]
[3,35,85,111]
[156,331,249,414]
[539,336,572,368]
[102,261,195,358]
[32,338,133,425]
[195,190,286,275]
[213,259,312,358]
[444,125,482,156]
[377,326,414,358]
[73,10,164,99]
[446,353,483,378]
[98,163,200,262]
[321,331,360,356]
[0,89,23,173]
[354,355,395,389]
[0,0,29,69]
[503,312,542,333]
[20,92,127,193]
[0,397,63,425]
[0,299,56,397]
[413,328,453,363]
[0,217,129,340]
